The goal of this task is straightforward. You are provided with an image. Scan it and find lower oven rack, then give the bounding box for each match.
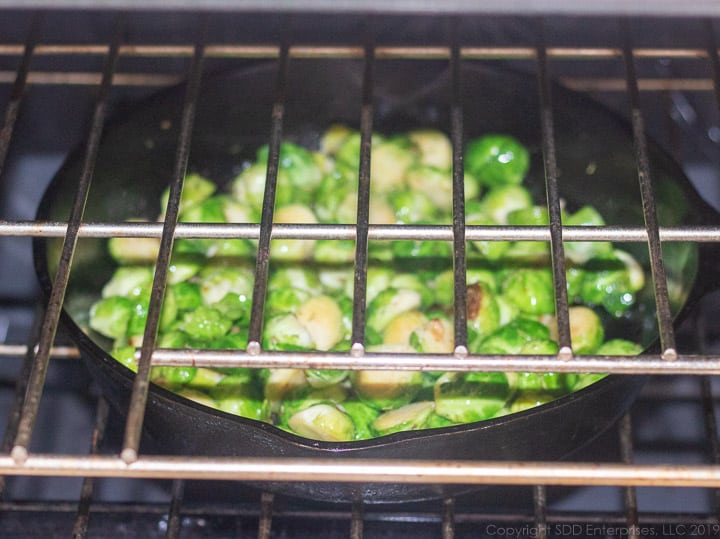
[0,9,720,538]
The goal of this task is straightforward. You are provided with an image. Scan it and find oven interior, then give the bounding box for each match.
[1,5,720,538]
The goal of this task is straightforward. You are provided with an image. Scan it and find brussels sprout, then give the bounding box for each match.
[321,124,354,155]
[519,338,559,355]
[507,371,567,394]
[331,295,354,345]
[126,287,178,337]
[479,185,533,224]
[111,344,138,372]
[410,315,455,354]
[565,265,586,304]
[501,268,555,315]
[352,370,423,410]
[279,384,348,424]
[314,167,358,223]
[180,195,226,223]
[496,295,520,326]
[231,162,268,212]
[580,252,642,317]
[390,274,434,309]
[568,306,604,354]
[173,196,226,256]
[564,205,614,264]
[263,313,314,351]
[313,239,356,264]
[473,318,551,354]
[108,235,160,264]
[183,367,226,391]
[434,268,497,307]
[269,266,323,296]
[509,392,556,413]
[305,369,348,388]
[358,267,393,304]
[388,189,437,224]
[426,412,457,429]
[171,281,202,312]
[210,373,264,420]
[405,165,452,212]
[408,129,452,170]
[596,339,643,356]
[313,267,350,296]
[90,296,134,339]
[101,267,153,298]
[150,363,197,389]
[161,173,216,215]
[263,368,308,403]
[181,306,231,340]
[257,142,323,192]
[214,292,251,322]
[295,295,343,351]
[368,194,397,226]
[287,403,355,442]
[271,204,318,261]
[506,205,549,227]
[465,213,511,260]
[199,266,253,305]
[383,310,428,346]
[466,282,501,337]
[266,287,311,315]
[434,372,510,423]
[367,288,423,333]
[339,400,380,440]
[220,195,256,224]
[176,388,216,408]
[370,138,416,193]
[335,132,363,170]
[465,134,530,188]
[167,253,204,284]
[373,401,435,436]
[209,332,249,352]
[157,329,194,348]
[391,239,453,267]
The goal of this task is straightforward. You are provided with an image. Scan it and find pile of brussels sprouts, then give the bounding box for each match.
[88,125,645,442]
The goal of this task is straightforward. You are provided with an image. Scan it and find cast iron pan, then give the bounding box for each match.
[35,59,720,503]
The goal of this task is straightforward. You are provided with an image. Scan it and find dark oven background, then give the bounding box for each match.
[1,7,720,538]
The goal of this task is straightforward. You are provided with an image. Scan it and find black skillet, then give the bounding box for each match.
[34,59,720,503]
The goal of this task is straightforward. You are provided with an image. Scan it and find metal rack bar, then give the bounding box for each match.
[619,413,640,538]
[71,398,109,539]
[165,479,185,539]
[537,24,572,359]
[0,14,38,175]
[450,35,468,356]
[257,492,273,539]
[246,41,288,351]
[350,500,363,539]
[621,22,677,362]
[0,43,715,61]
[10,17,123,465]
[147,348,720,374]
[350,40,375,352]
[0,306,43,497]
[702,377,720,520]
[4,221,718,242]
[441,497,454,539]
[533,485,548,539]
[121,21,207,464]
[2,455,720,487]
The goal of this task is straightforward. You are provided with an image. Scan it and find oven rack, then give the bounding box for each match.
[0,10,719,538]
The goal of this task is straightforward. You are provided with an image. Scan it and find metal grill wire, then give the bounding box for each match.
[0,10,718,537]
